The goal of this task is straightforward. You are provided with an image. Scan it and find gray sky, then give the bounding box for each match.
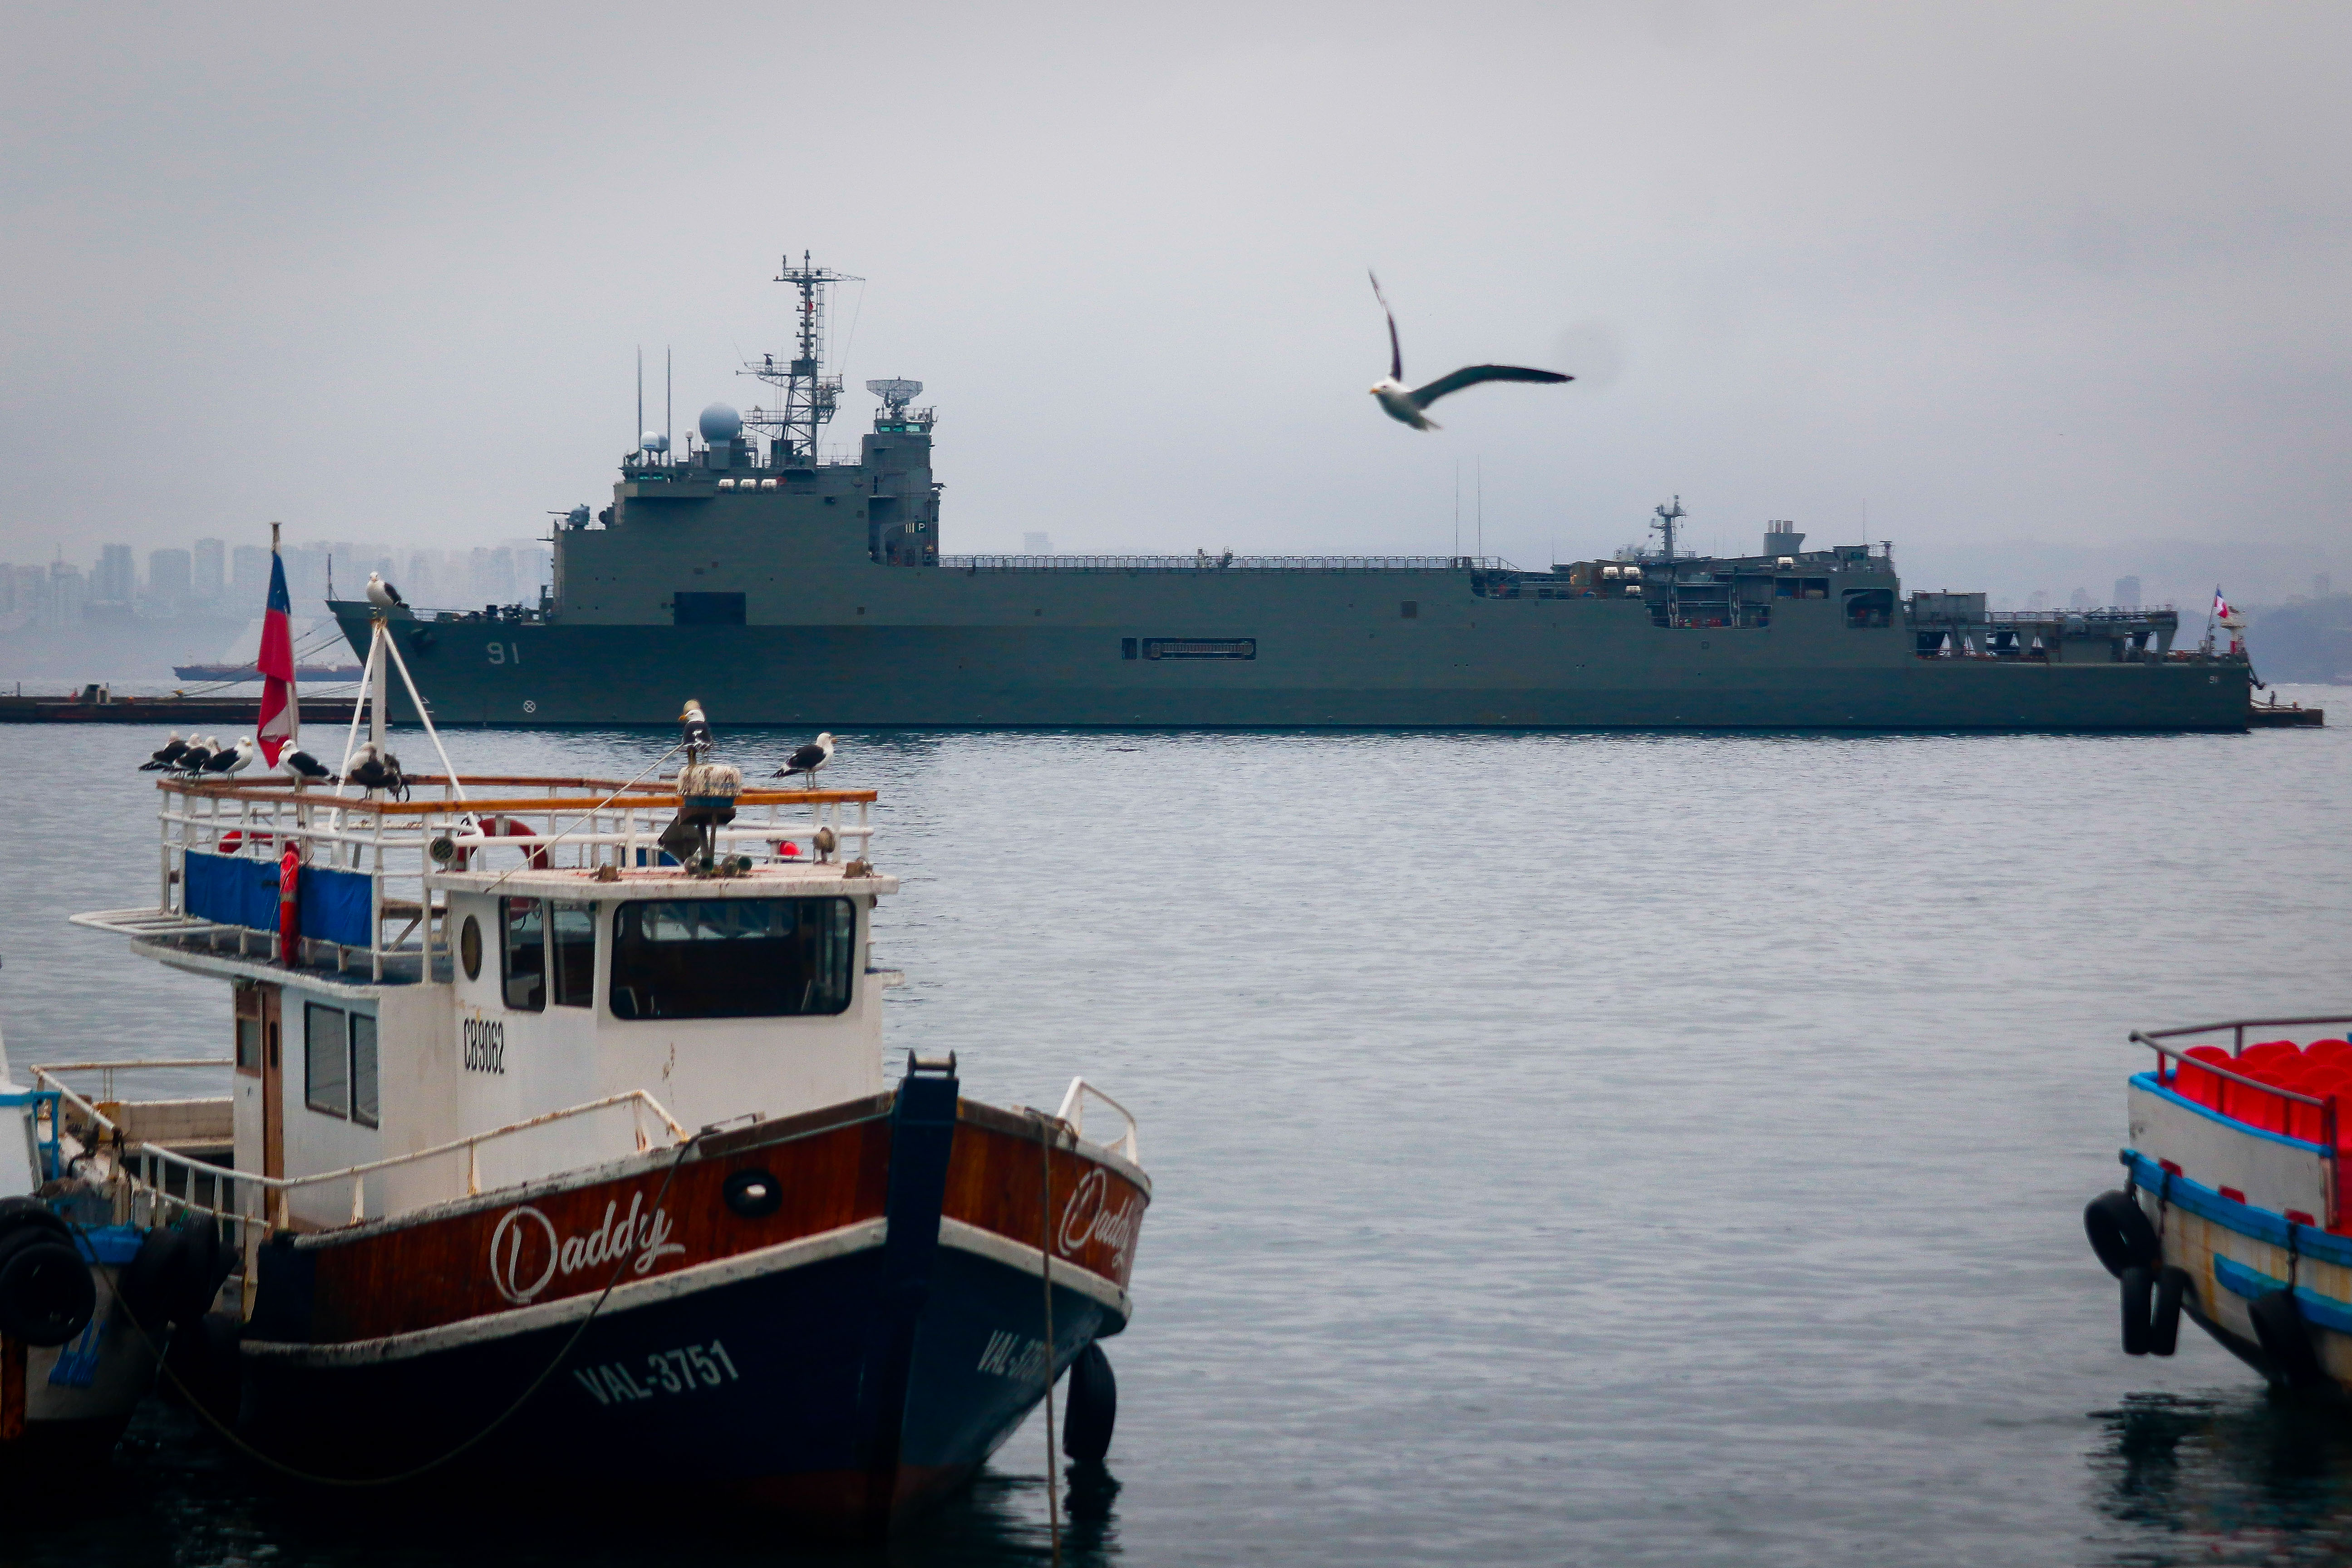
[4,1,2347,604]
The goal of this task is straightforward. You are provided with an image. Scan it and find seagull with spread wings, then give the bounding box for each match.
[1367,270,1571,431]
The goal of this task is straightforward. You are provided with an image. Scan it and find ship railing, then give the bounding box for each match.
[939,554,1514,572]
[127,776,878,983]
[1055,1077,1140,1165]
[2131,1015,2352,1229]
[30,1062,688,1245]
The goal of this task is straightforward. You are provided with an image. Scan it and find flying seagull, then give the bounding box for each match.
[773,732,835,789]
[679,700,714,753]
[140,732,188,771]
[1366,270,1571,431]
[365,571,407,610]
[282,747,335,782]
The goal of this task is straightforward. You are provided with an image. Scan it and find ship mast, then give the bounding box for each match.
[741,252,862,466]
[1650,496,1685,562]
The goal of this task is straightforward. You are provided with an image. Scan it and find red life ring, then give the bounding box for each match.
[485,815,551,871]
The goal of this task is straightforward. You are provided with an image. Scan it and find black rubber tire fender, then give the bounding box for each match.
[2121,1265,2155,1356]
[2250,1288,2329,1390]
[0,1229,96,1347]
[167,1220,223,1328]
[117,1227,187,1333]
[2085,1190,2160,1278]
[0,1198,72,1249]
[2150,1266,2191,1357]
[1063,1339,1117,1464]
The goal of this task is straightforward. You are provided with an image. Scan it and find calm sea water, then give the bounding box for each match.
[0,699,2346,1567]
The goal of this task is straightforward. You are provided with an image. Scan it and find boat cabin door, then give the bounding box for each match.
[234,982,285,1180]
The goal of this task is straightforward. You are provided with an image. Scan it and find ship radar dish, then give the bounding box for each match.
[866,378,923,415]
[641,430,669,453]
[699,403,742,443]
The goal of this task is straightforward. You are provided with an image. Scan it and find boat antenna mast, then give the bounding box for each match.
[1650,496,1686,562]
[741,252,862,466]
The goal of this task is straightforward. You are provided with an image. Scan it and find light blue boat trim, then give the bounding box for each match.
[2119,1149,2352,1268]
[2211,1255,2352,1336]
[2129,1071,2331,1155]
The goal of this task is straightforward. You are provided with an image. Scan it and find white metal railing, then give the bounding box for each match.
[139,773,876,983]
[1055,1077,1140,1165]
[32,1061,687,1240]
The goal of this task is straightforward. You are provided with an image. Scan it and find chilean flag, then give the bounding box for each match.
[256,546,298,767]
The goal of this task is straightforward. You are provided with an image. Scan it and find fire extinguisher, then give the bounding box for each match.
[278,842,300,964]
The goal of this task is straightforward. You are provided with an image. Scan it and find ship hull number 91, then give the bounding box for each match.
[464,1017,506,1074]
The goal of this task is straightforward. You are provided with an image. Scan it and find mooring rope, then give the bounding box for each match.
[76,1128,699,1488]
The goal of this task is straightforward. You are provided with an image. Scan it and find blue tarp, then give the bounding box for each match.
[299,863,374,948]
[183,850,278,931]
[183,850,374,947]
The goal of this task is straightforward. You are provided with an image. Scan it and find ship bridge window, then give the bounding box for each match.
[502,897,546,1013]
[1844,588,1894,629]
[610,897,856,1020]
[1774,578,1832,599]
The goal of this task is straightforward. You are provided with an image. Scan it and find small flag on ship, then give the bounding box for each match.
[2212,586,2235,621]
[256,528,299,767]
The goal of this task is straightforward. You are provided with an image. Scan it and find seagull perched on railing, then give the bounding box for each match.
[281,747,335,782]
[177,736,217,774]
[1366,270,1571,431]
[773,732,835,788]
[202,737,255,777]
[140,732,188,771]
[345,741,408,799]
[365,571,407,610]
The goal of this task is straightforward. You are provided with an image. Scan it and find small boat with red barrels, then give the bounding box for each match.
[66,611,1147,1530]
[2086,1014,2352,1388]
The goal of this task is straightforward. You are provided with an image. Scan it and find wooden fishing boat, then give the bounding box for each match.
[67,618,1146,1529]
[2086,1014,2352,1389]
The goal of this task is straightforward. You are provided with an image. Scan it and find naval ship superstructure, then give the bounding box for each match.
[335,258,2251,731]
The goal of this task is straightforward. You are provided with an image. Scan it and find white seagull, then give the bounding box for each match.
[679,700,715,752]
[282,747,335,782]
[1366,270,1571,431]
[365,571,407,610]
[206,737,256,777]
[177,736,217,774]
[773,732,835,788]
[140,732,188,771]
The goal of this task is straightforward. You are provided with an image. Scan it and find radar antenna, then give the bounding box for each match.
[866,378,922,418]
[1650,496,1686,562]
[739,252,863,465]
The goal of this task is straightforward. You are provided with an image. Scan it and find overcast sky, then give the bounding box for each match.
[3,2,2347,602]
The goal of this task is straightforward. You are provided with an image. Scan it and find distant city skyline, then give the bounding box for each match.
[0,534,552,634]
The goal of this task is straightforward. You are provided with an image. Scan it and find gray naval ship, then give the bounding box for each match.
[335,257,2250,732]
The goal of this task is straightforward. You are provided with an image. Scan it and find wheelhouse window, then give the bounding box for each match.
[610,898,856,1020]
[551,901,596,1008]
[502,897,546,1012]
[305,1002,379,1126]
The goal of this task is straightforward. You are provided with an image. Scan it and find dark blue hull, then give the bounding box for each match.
[241,1237,1114,1519]
[233,1067,1140,1533]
